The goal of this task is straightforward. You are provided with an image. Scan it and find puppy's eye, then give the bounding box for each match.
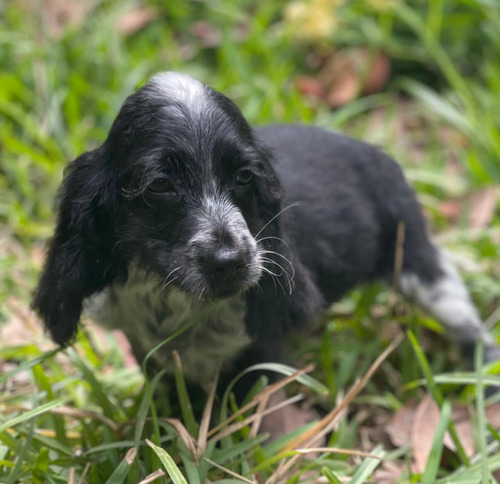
[147,178,175,194]
[236,169,254,185]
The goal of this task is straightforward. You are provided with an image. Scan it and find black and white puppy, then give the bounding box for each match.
[33,72,500,395]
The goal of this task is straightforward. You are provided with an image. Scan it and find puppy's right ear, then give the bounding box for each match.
[32,146,118,346]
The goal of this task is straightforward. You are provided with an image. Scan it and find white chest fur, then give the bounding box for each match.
[87,268,251,386]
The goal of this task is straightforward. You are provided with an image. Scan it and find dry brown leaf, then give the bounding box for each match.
[115,7,157,36]
[40,0,92,38]
[494,468,500,482]
[441,403,474,457]
[438,200,462,222]
[411,395,441,473]
[372,460,407,484]
[323,56,359,108]
[311,48,391,108]
[259,389,321,443]
[386,399,419,448]
[387,397,498,469]
[469,187,500,229]
[486,404,500,428]
[443,419,475,457]
[164,418,199,457]
[137,469,166,484]
[190,21,221,48]
[296,76,324,100]
[364,51,391,94]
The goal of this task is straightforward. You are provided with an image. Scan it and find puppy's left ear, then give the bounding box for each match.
[32,146,118,346]
[245,142,324,341]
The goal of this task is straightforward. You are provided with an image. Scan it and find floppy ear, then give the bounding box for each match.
[244,144,324,340]
[32,146,119,345]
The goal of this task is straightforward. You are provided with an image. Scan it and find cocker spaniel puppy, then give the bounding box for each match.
[33,72,500,396]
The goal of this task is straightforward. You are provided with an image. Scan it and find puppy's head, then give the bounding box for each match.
[33,72,286,345]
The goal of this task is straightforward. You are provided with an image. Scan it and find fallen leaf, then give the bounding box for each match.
[364,51,391,94]
[386,399,418,447]
[469,187,500,229]
[115,7,157,36]
[443,403,474,458]
[411,395,440,473]
[486,404,500,428]
[259,389,322,443]
[190,21,221,48]
[320,52,359,108]
[438,200,462,222]
[308,47,391,108]
[296,76,324,100]
[41,0,93,38]
[372,460,407,484]
[494,468,500,482]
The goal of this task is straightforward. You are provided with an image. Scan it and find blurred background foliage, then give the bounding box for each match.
[1,1,500,481]
[1,0,500,229]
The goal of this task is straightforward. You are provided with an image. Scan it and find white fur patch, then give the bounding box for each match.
[87,265,251,385]
[400,248,496,348]
[149,72,209,115]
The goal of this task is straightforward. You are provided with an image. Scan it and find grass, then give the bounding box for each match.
[1,0,500,482]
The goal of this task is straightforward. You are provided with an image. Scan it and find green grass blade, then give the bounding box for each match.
[407,373,500,388]
[422,400,452,483]
[67,347,117,420]
[179,446,202,484]
[322,466,344,484]
[408,330,469,466]
[0,348,60,385]
[32,433,73,456]
[146,439,188,484]
[0,398,67,432]
[228,362,328,396]
[104,447,137,484]
[173,351,199,437]
[475,342,490,484]
[134,369,167,447]
[31,363,69,447]
[348,445,385,484]
[84,441,136,455]
[6,421,35,484]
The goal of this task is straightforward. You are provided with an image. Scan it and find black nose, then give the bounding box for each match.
[201,247,247,280]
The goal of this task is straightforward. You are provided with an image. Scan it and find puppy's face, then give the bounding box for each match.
[107,73,277,298]
[33,72,289,345]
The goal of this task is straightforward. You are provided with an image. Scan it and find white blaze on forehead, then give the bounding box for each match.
[149,72,209,112]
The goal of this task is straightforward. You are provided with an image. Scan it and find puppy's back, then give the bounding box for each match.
[254,125,437,301]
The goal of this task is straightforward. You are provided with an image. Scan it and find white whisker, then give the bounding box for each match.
[261,258,293,295]
[255,235,292,253]
[260,250,295,277]
[161,266,182,290]
[254,202,301,240]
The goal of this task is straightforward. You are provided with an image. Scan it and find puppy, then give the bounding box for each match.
[33,72,500,398]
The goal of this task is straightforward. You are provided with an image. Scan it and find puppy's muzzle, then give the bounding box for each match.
[199,246,249,281]
[186,197,262,297]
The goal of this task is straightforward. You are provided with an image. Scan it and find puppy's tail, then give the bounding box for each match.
[399,246,500,364]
